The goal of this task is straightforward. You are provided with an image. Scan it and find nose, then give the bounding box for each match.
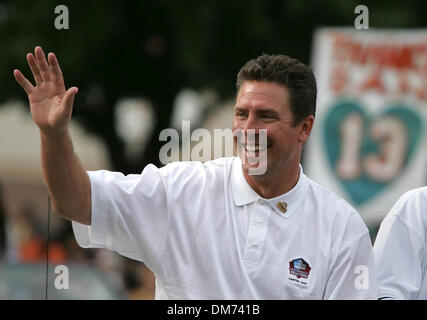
[239,113,267,146]
[242,112,262,134]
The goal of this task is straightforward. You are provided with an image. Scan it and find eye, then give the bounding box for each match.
[235,110,247,118]
[262,113,277,120]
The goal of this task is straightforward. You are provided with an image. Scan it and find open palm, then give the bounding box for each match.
[13,46,78,133]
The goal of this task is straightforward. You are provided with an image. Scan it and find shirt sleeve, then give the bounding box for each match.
[373,190,426,300]
[323,211,378,300]
[71,164,169,271]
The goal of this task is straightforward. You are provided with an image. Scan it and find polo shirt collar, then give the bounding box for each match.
[231,157,309,219]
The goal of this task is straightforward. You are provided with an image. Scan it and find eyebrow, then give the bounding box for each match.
[234,106,280,116]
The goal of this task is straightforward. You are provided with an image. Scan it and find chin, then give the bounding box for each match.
[241,160,270,177]
[238,148,272,176]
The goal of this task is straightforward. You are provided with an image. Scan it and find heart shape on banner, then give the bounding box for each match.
[323,100,422,206]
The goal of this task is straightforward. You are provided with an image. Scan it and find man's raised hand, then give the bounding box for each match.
[13,46,78,134]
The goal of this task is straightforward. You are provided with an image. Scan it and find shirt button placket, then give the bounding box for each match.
[244,199,270,264]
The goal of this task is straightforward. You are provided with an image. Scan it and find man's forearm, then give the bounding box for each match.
[40,130,91,225]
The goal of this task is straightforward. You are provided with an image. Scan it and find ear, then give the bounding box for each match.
[298,115,315,144]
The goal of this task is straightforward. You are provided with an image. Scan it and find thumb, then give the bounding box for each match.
[62,87,78,113]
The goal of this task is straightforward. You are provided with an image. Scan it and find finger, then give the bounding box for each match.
[34,46,51,82]
[27,53,42,85]
[47,52,65,86]
[13,69,34,95]
[62,87,78,114]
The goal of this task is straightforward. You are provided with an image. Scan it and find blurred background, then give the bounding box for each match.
[0,0,426,299]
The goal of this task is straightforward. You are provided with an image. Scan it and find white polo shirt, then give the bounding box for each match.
[72,157,377,299]
[373,187,427,300]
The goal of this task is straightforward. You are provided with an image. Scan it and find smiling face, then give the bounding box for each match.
[232,80,314,179]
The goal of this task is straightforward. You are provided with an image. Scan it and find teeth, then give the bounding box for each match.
[245,145,266,152]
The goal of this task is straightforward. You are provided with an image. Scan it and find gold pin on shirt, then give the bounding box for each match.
[277,201,288,213]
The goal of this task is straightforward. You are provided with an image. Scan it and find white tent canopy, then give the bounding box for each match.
[0,100,111,183]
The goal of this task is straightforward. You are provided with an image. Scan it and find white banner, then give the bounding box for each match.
[305,28,427,226]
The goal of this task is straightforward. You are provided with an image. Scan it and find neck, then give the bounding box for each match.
[242,161,301,199]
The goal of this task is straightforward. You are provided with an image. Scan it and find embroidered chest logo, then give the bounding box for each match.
[289,258,311,279]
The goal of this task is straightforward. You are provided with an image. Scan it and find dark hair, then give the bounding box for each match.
[236,54,317,126]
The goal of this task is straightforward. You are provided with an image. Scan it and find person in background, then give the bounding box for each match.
[374,186,427,299]
[0,182,7,259]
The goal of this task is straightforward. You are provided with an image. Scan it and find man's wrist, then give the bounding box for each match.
[39,127,70,141]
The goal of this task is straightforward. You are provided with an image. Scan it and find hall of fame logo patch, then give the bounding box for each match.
[288,258,311,286]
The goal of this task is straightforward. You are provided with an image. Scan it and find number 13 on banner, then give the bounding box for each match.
[323,100,422,205]
[337,111,408,182]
